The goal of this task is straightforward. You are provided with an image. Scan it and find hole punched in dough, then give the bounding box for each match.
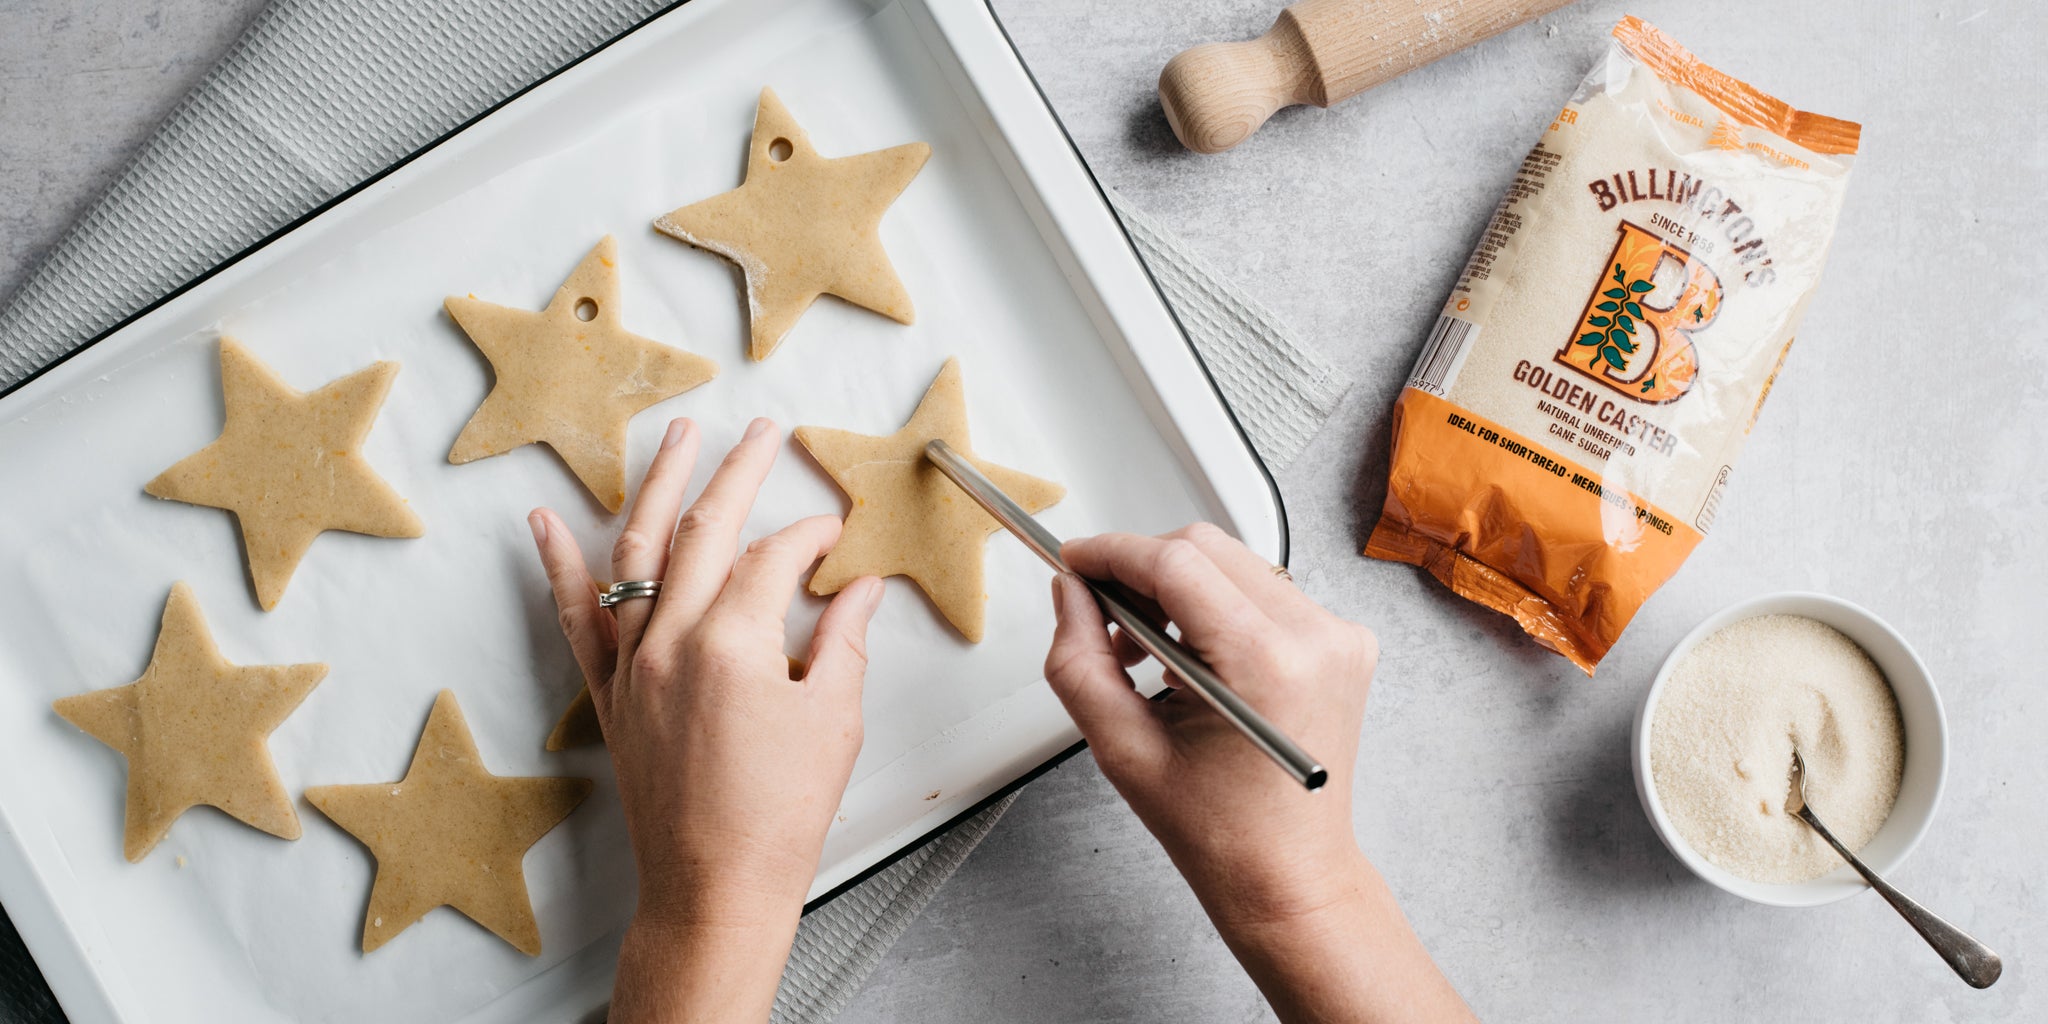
[768,136,793,162]
[574,298,598,322]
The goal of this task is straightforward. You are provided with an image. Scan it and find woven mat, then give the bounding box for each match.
[0,1,1347,1020]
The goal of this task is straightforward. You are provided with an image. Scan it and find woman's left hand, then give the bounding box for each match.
[529,416,882,1023]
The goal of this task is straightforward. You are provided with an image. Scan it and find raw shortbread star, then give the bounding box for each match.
[306,690,590,956]
[654,87,930,361]
[447,236,718,513]
[796,359,1063,642]
[543,688,602,751]
[52,582,326,862]
[146,339,424,610]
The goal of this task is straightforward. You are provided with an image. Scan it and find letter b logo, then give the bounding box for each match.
[1556,220,1721,404]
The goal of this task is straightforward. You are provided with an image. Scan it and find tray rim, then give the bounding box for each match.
[0,0,1291,1018]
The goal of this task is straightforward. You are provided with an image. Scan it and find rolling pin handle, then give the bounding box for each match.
[1159,0,1579,154]
[1159,10,1319,155]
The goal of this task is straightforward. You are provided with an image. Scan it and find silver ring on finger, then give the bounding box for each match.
[598,580,663,608]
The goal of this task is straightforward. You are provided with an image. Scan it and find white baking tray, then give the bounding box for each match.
[0,0,1283,1020]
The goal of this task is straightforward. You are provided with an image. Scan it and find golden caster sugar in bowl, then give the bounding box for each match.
[1366,17,1860,673]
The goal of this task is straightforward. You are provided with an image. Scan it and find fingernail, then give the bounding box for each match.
[860,577,885,612]
[660,418,689,451]
[528,511,548,546]
[745,417,773,440]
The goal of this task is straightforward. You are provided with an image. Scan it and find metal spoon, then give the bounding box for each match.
[1787,750,2001,988]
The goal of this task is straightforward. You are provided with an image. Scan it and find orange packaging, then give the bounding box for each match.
[1366,18,1859,673]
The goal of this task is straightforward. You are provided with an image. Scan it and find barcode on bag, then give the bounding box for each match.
[1405,315,1480,397]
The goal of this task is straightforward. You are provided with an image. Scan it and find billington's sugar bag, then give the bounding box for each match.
[1366,18,1859,672]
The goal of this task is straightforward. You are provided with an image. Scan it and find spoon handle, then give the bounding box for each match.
[1796,806,2003,988]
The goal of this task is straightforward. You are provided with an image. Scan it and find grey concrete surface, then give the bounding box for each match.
[0,0,257,298]
[3,1,2042,1022]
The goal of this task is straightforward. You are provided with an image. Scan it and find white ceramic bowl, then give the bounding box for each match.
[1631,592,1948,906]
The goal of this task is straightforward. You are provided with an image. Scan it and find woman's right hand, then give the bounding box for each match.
[1043,524,1474,1024]
[1043,523,1379,924]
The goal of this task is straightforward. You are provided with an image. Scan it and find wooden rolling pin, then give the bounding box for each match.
[1159,0,1578,153]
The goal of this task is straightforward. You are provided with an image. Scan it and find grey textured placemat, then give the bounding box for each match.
[0,1,1348,1021]
[1102,190,1348,470]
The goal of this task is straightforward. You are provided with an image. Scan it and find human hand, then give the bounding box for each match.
[1044,527,1476,1024]
[529,417,882,1021]
[1043,523,1379,929]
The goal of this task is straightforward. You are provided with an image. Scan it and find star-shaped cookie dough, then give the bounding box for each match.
[146,339,424,611]
[52,582,326,862]
[796,358,1063,642]
[307,690,590,955]
[654,87,930,361]
[447,235,718,513]
[543,687,602,751]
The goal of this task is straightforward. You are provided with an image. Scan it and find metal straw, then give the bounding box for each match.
[924,439,1327,791]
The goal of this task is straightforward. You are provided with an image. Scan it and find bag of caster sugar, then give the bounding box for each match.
[1365,17,1859,673]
